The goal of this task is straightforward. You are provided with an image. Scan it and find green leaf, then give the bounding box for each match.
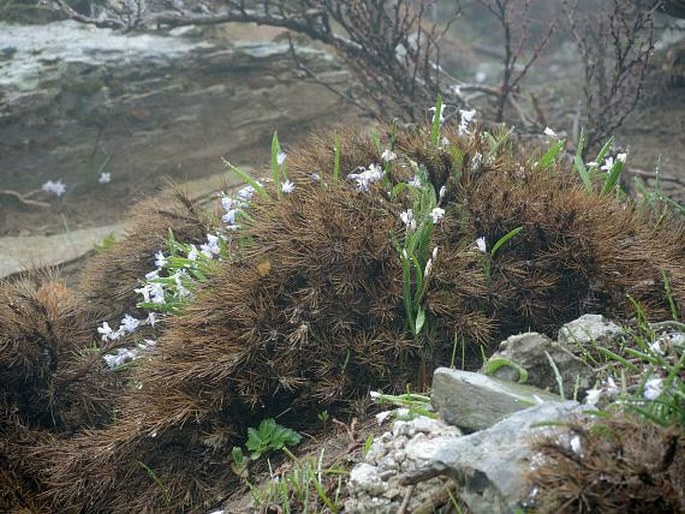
[271,131,282,198]
[490,226,523,258]
[539,139,565,169]
[430,94,443,148]
[223,158,266,198]
[415,307,426,335]
[573,130,593,192]
[333,132,341,180]
[483,358,529,383]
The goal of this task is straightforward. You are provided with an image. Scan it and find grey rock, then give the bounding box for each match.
[345,415,462,514]
[402,401,590,514]
[431,368,562,432]
[483,332,596,399]
[557,314,625,356]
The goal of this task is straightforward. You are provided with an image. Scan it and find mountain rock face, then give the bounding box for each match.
[0,20,353,204]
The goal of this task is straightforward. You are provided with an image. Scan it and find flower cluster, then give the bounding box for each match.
[221,185,258,229]
[348,163,384,192]
[41,179,66,197]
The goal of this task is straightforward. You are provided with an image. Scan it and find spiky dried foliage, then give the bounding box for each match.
[528,413,685,513]
[0,272,123,512]
[32,123,685,512]
[0,271,120,432]
[79,187,213,319]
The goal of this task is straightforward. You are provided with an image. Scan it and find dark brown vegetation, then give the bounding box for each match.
[529,413,685,513]
[1,122,685,512]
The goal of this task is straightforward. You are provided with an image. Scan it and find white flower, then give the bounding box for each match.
[103,348,136,368]
[154,251,167,268]
[381,149,397,162]
[432,246,439,261]
[439,185,447,201]
[605,376,619,395]
[145,312,157,327]
[369,391,382,399]
[201,234,222,257]
[237,185,256,202]
[220,195,235,212]
[375,410,394,426]
[400,209,416,230]
[120,314,140,333]
[648,339,664,355]
[616,152,627,163]
[222,209,238,226]
[584,388,602,405]
[281,179,295,193]
[98,172,111,184]
[311,172,321,181]
[430,207,445,223]
[145,269,159,280]
[348,164,384,192]
[458,109,477,135]
[600,157,615,173]
[136,282,165,304]
[543,127,557,137]
[41,179,66,197]
[407,175,422,188]
[97,322,114,341]
[475,236,487,253]
[277,151,287,166]
[429,103,446,125]
[644,378,663,400]
[187,244,199,261]
[570,435,582,456]
[423,258,433,278]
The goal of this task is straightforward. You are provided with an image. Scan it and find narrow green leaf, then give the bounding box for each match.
[574,130,593,192]
[490,226,523,258]
[333,132,341,180]
[223,158,266,198]
[430,94,443,148]
[415,307,426,335]
[539,139,565,169]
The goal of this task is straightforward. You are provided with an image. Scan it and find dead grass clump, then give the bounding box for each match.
[529,414,685,513]
[28,123,685,512]
[79,187,213,319]
[0,271,119,432]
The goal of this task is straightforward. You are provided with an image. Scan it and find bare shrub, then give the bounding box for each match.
[563,0,656,153]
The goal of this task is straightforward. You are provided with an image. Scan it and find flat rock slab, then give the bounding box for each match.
[0,171,237,279]
[431,367,562,432]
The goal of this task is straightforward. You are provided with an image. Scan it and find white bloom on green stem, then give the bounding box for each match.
[281,179,295,193]
[616,152,627,163]
[154,251,167,268]
[187,244,199,261]
[424,258,433,278]
[381,149,397,162]
[429,103,446,125]
[120,314,140,333]
[439,185,446,201]
[648,339,664,355]
[543,127,557,137]
[400,209,416,230]
[98,321,114,341]
[430,207,445,223]
[348,164,384,191]
[432,246,439,261]
[276,151,287,165]
[600,156,616,173]
[98,172,111,184]
[201,234,221,258]
[475,236,487,253]
[644,378,663,400]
